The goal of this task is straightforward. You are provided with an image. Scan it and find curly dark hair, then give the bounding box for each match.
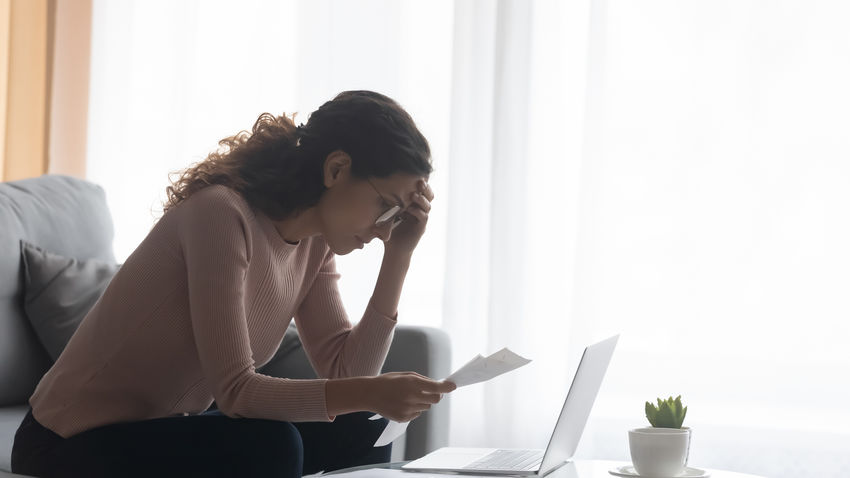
[162,90,433,220]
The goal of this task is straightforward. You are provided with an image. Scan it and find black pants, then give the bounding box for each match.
[11,408,392,478]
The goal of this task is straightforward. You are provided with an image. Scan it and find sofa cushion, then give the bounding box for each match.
[0,175,115,407]
[20,241,121,362]
[0,405,29,473]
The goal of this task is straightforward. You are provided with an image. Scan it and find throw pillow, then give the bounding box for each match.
[20,240,121,361]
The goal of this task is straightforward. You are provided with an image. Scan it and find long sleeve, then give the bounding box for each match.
[294,249,397,379]
[178,187,332,422]
[31,184,365,438]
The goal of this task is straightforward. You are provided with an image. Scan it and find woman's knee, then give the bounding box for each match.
[296,412,392,472]
[181,417,304,478]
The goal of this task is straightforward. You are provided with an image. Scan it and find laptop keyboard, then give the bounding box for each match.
[464,449,544,471]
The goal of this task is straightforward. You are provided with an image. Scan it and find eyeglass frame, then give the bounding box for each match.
[365,178,405,230]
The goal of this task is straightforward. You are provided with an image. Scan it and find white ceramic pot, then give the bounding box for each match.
[628,427,691,477]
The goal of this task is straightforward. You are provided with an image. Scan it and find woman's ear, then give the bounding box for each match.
[323,150,352,188]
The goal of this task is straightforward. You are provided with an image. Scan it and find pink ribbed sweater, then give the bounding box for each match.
[29,185,397,439]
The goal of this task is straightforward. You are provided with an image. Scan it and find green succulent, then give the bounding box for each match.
[645,395,687,429]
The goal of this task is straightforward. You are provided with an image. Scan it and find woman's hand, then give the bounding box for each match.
[368,178,433,318]
[383,179,434,257]
[368,372,456,422]
[325,372,457,422]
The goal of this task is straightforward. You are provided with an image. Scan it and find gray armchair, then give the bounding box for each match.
[0,174,451,477]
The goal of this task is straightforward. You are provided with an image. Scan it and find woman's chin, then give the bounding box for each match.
[326,235,365,255]
[329,242,358,255]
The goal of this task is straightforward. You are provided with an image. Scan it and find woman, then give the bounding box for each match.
[11,90,456,478]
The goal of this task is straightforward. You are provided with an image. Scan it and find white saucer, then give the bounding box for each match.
[608,465,710,478]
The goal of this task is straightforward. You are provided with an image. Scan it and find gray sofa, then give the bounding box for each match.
[0,174,451,477]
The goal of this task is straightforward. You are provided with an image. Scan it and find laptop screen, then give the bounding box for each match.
[538,335,619,476]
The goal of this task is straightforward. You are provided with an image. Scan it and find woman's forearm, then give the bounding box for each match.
[326,377,370,416]
[325,250,412,418]
[369,249,412,318]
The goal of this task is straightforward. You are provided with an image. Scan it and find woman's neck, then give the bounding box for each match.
[272,207,321,244]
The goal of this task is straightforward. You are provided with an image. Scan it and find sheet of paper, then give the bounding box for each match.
[324,467,512,478]
[370,414,409,447]
[370,347,530,448]
[445,347,531,387]
[324,469,411,478]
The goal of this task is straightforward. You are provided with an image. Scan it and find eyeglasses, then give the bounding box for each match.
[366,178,405,229]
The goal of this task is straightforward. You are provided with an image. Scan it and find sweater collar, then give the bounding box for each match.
[256,210,301,253]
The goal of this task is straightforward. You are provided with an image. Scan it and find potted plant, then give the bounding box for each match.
[627,396,694,477]
[645,395,687,429]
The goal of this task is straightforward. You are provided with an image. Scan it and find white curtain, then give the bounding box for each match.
[87,1,850,477]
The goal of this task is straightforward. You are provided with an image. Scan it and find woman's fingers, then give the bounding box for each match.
[422,379,456,393]
[419,392,443,404]
[409,190,432,213]
[418,179,435,202]
[383,374,456,421]
[392,410,423,423]
[411,375,455,393]
[405,208,428,224]
[417,193,432,212]
[374,372,455,423]
[402,411,423,422]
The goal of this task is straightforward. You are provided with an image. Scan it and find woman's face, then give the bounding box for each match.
[318,152,425,255]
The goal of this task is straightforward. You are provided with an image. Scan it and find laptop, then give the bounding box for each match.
[402,334,619,476]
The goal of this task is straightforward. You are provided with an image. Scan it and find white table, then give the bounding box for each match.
[326,459,767,478]
[563,460,765,478]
